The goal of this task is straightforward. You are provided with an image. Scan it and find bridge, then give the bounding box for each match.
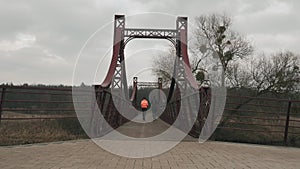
[61,15,219,149]
[0,15,300,168]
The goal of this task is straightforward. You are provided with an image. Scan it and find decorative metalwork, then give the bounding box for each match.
[124,28,177,38]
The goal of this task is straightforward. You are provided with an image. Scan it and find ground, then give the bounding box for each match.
[0,117,300,169]
[1,140,300,169]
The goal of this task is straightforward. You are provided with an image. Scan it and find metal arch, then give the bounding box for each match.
[123,37,176,48]
[123,37,134,47]
[99,15,198,102]
[122,29,177,47]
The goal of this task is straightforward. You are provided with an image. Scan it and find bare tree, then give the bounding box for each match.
[252,51,299,94]
[222,51,299,129]
[152,14,253,87]
[225,51,300,113]
[227,51,300,94]
[194,14,253,86]
[226,62,252,88]
[152,45,209,86]
[152,47,176,87]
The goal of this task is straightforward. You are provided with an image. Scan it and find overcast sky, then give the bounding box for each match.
[1,0,299,85]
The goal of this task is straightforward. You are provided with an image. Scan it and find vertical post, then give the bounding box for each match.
[0,87,6,123]
[133,77,138,107]
[175,17,188,90]
[133,77,138,88]
[284,100,292,145]
[112,15,127,95]
[158,77,162,90]
[158,77,162,118]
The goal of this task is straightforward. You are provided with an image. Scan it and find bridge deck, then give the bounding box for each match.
[1,118,300,169]
[114,112,196,141]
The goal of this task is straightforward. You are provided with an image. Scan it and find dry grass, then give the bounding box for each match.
[0,118,87,146]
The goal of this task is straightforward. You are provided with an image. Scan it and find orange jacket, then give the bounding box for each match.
[141,99,149,109]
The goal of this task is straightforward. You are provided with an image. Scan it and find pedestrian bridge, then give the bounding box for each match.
[1,14,300,168]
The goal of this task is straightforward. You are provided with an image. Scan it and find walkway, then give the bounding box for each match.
[0,119,300,169]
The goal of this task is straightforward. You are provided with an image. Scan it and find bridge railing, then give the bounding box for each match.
[160,88,300,146]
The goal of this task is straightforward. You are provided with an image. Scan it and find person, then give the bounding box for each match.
[140,97,149,121]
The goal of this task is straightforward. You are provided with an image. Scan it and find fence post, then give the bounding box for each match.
[158,77,162,90]
[0,87,6,123]
[284,100,292,145]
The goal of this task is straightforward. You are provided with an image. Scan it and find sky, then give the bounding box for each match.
[0,0,299,85]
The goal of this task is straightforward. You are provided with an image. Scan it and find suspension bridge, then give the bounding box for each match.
[0,15,300,168]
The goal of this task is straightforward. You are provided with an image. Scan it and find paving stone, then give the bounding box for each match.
[1,120,300,168]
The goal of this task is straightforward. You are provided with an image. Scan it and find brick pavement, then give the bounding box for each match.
[1,119,300,169]
[1,140,300,169]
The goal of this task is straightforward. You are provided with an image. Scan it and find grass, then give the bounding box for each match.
[0,119,88,146]
[1,111,299,147]
[212,128,286,146]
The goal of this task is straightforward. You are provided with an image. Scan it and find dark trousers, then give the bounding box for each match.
[142,108,147,120]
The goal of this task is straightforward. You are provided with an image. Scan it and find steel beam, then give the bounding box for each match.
[124,28,177,38]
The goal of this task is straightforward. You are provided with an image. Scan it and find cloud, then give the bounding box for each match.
[0,0,299,85]
[248,31,300,53]
[0,33,36,51]
[232,0,300,54]
[0,46,72,85]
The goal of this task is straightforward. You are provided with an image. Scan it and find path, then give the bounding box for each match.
[0,119,299,169]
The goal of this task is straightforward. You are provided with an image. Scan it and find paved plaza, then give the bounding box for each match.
[1,119,300,169]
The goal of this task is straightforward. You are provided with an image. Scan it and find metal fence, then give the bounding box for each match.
[218,94,300,145]
[0,85,299,146]
[0,86,77,121]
